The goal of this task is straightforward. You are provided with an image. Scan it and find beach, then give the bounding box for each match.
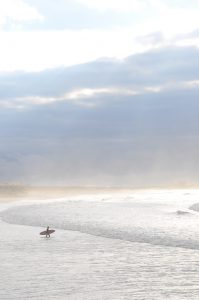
[1,189,199,299]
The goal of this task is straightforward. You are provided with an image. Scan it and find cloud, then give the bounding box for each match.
[0,0,43,29]
[1,45,199,186]
[1,87,199,186]
[136,32,164,46]
[76,0,146,12]
[1,2,199,186]
[75,0,178,13]
[24,0,128,30]
[0,0,199,72]
[0,28,152,72]
[1,45,199,107]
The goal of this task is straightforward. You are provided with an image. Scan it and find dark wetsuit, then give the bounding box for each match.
[46,227,50,238]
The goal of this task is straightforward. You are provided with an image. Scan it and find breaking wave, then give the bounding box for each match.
[1,194,199,250]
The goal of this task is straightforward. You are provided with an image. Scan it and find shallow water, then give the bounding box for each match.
[1,190,199,299]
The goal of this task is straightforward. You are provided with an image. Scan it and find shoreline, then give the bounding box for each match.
[0,186,134,203]
[0,186,199,203]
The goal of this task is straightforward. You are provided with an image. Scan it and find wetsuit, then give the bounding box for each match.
[46,227,50,238]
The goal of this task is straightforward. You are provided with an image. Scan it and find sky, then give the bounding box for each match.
[1,0,199,187]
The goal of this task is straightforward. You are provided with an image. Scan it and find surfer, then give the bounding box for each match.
[40,227,55,237]
[46,226,50,238]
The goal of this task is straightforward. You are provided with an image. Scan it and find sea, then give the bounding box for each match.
[1,189,199,299]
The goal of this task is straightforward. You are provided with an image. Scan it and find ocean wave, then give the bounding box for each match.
[1,198,199,250]
[189,203,199,212]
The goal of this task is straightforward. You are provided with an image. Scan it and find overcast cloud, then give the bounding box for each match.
[0,1,199,187]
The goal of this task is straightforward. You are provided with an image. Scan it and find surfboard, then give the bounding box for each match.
[40,230,55,235]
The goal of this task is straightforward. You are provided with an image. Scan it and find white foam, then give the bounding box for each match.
[1,189,199,250]
[2,190,199,299]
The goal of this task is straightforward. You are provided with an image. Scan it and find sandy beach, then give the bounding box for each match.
[1,185,199,203]
[0,186,146,204]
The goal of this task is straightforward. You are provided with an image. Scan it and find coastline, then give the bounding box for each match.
[0,186,135,203]
[1,185,199,203]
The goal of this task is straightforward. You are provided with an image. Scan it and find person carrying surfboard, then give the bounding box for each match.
[46,226,50,238]
[39,227,55,237]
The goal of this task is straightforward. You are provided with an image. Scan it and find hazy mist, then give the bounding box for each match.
[1,46,199,187]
